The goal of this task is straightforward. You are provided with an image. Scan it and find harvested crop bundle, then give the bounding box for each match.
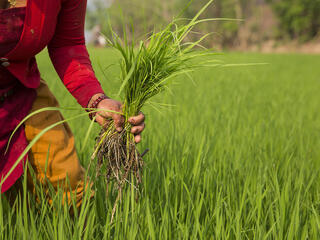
[91,0,217,220]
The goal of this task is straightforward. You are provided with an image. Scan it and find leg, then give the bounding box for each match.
[24,80,91,208]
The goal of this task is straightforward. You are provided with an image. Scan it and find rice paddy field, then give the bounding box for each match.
[1,48,320,239]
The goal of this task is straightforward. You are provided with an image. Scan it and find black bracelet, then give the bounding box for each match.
[88,95,108,120]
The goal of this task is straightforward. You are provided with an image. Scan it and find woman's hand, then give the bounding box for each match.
[89,94,145,143]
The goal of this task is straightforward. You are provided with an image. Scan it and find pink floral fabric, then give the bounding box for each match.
[0,7,25,95]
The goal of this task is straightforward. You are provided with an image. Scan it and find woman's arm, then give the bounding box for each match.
[47,0,103,108]
[47,0,145,142]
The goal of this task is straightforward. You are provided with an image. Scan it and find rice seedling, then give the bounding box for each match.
[90,0,220,220]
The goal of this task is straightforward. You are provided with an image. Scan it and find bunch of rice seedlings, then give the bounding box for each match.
[91,0,218,219]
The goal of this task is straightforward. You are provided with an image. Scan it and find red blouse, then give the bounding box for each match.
[0,7,37,192]
[0,0,106,193]
[3,0,105,108]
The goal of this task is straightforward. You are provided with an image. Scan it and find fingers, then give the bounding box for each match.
[113,113,125,132]
[94,101,145,143]
[96,113,125,131]
[128,112,145,126]
[95,114,110,128]
[95,98,125,131]
[130,115,145,144]
[131,122,145,134]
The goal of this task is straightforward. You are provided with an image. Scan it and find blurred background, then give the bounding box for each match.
[85,0,320,54]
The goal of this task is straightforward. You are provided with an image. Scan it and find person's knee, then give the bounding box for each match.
[64,165,85,190]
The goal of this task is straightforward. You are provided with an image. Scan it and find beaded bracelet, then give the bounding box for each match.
[88,95,109,120]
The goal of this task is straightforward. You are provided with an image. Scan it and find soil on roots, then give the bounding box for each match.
[94,127,144,193]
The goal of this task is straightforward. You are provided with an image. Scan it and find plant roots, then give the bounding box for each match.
[92,125,144,222]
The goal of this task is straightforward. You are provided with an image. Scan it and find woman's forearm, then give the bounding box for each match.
[47,0,105,108]
[48,44,105,108]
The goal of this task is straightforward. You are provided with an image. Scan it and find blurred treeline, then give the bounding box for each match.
[86,0,320,49]
[267,0,320,41]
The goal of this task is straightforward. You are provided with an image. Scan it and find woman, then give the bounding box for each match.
[0,0,145,207]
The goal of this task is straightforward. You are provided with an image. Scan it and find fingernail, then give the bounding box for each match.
[116,127,123,132]
[135,135,141,143]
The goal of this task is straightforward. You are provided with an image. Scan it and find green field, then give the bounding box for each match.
[1,49,320,239]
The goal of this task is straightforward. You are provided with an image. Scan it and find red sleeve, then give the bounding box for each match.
[47,0,105,108]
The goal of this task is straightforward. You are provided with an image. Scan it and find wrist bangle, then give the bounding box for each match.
[88,94,108,120]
